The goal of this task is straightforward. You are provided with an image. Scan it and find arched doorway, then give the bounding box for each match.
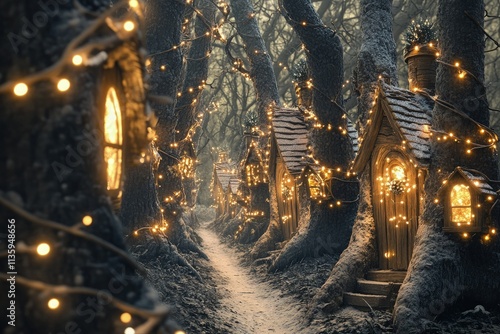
[372,148,419,270]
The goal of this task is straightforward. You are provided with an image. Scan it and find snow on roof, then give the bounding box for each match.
[380,83,433,166]
[272,107,311,175]
[459,168,498,196]
[229,177,241,194]
[347,118,359,155]
[215,162,237,191]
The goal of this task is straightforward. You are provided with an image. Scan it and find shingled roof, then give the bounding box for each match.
[272,107,311,176]
[352,83,434,172]
[455,168,498,196]
[214,162,237,191]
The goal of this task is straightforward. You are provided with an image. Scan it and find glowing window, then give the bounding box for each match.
[308,173,322,199]
[104,87,123,192]
[450,184,472,224]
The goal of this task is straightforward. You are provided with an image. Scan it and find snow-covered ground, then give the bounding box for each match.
[198,223,304,334]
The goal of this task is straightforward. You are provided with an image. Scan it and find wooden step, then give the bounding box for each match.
[357,279,402,296]
[366,270,407,283]
[343,292,390,309]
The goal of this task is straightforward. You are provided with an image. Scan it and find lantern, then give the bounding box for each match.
[307,171,324,200]
[439,167,498,234]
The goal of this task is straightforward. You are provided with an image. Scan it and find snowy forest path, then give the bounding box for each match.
[198,222,303,334]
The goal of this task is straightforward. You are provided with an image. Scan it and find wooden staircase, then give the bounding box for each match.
[343,270,406,310]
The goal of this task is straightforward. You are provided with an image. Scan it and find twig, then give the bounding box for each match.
[0,273,170,319]
[0,196,146,276]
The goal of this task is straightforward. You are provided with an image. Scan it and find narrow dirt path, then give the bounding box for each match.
[198,223,304,334]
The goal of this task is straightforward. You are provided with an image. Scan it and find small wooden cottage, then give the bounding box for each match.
[269,106,359,240]
[352,82,433,270]
[212,161,240,219]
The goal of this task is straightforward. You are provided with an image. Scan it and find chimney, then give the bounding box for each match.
[404,44,438,94]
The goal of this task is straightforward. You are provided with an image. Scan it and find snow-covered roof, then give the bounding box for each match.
[214,162,237,191]
[381,83,433,164]
[457,168,497,196]
[228,177,241,194]
[347,118,359,155]
[352,82,434,172]
[272,107,311,175]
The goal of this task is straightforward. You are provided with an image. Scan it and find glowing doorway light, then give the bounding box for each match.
[104,87,123,193]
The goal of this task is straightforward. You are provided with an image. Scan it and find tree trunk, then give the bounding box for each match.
[227,0,280,244]
[0,1,175,332]
[311,0,397,312]
[394,1,500,332]
[265,0,358,272]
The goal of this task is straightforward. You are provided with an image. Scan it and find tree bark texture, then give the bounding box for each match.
[311,0,397,312]
[394,1,500,332]
[266,0,359,271]
[0,1,175,332]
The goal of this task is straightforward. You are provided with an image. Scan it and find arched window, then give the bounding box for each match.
[104,87,123,195]
[450,184,472,225]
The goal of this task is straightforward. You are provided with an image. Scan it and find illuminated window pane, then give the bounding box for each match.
[451,207,472,223]
[104,87,123,192]
[104,87,123,145]
[450,184,471,223]
[451,184,471,206]
[308,174,321,199]
[104,147,122,190]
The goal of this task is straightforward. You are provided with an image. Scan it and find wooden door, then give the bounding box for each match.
[276,163,298,240]
[372,149,419,270]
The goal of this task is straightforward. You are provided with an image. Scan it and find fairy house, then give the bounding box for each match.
[352,82,433,270]
[99,41,148,209]
[212,160,240,219]
[269,106,359,240]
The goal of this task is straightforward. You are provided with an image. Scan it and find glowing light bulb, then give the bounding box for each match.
[463,232,468,238]
[13,83,28,96]
[48,298,60,309]
[129,0,139,7]
[82,215,93,226]
[72,55,83,66]
[124,21,135,32]
[124,328,135,334]
[37,243,50,256]
[120,312,132,323]
[57,78,70,92]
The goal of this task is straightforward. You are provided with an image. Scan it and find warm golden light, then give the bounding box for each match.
[82,215,93,226]
[104,87,123,192]
[13,82,28,96]
[48,298,60,309]
[37,243,50,256]
[451,184,471,224]
[120,312,132,323]
[72,55,83,66]
[123,20,135,32]
[57,78,70,92]
[124,327,135,334]
[129,0,139,7]
[391,165,405,181]
[308,173,321,200]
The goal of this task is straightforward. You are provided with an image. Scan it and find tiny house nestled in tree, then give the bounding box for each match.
[212,161,239,219]
[352,82,433,270]
[269,106,358,240]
